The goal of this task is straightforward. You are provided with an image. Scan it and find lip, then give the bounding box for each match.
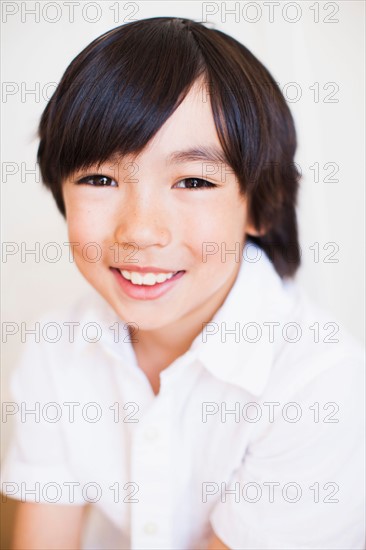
[110,267,186,301]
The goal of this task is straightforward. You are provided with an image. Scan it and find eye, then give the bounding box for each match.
[76,174,117,187]
[173,178,218,190]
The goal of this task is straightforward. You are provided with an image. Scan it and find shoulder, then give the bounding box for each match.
[9,288,114,390]
[34,286,108,327]
[264,277,364,417]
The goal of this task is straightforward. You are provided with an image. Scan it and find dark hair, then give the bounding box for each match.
[37,16,301,278]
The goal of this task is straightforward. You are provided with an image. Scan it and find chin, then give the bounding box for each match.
[108,302,171,331]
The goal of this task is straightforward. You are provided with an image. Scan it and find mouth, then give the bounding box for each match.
[110,267,186,301]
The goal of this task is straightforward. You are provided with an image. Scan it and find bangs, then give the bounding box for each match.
[38,18,208,187]
[38,16,285,196]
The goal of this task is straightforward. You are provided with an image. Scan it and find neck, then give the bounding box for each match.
[131,263,240,371]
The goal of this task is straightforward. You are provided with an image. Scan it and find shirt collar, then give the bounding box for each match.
[188,242,295,396]
[89,242,294,397]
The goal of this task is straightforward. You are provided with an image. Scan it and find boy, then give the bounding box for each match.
[2,16,365,549]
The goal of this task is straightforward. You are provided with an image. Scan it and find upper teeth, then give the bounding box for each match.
[119,270,176,285]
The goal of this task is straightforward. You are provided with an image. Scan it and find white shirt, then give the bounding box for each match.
[1,242,365,549]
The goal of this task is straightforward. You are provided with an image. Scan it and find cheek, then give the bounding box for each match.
[66,216,97,268]
[65,206,109,272]
[185,195,247,252]
[186,197,247,279]
[67,216,97,245]
[64,186,110,242]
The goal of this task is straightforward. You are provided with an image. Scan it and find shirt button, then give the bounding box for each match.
[143,522,158,534]
[144,426,159,441]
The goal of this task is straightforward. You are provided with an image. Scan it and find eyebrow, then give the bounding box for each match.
[91,145,231,172]
[166,145,230,166]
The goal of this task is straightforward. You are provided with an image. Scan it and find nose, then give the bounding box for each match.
[113,187,171,250]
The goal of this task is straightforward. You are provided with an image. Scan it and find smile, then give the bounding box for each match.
[110,267,186,301]
[119,269,178,286]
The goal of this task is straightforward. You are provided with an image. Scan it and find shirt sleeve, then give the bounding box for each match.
[209,355,366,549]
[1,336,86,506]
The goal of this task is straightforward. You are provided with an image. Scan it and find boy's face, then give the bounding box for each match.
[62,78,258,331]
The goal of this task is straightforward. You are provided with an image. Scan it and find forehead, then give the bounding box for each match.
[154,78,217,139]
[114,79,225,166]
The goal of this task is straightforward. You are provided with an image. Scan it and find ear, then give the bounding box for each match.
[243,199,268,237]
[245,221,267,237]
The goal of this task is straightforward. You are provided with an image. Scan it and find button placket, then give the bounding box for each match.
[130,392,174,549]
